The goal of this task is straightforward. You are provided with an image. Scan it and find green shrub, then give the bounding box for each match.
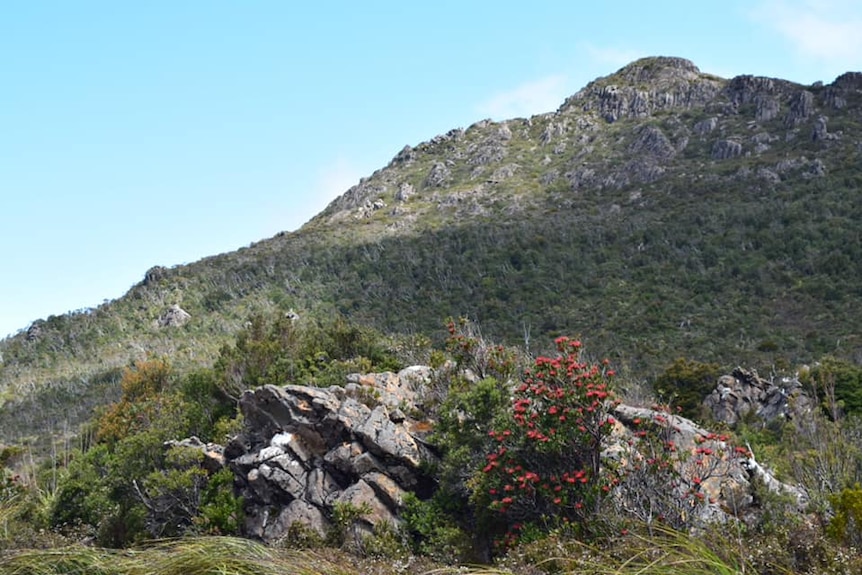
[400,493,471,564]
[652,358,721,421]
[802,357,862,417]
[196,467,243,535]
[279,520,325,549]
[326,501,372,551]
[828,486,862,547]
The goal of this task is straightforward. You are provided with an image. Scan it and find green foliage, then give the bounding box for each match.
[196,467,244,535]
[137,446,209,538]
[49,444,113,533]
[177,368,237,442]
[326,501,373,551]
[652,358,721,421]
[280,520,326,549]
[802,357,862,417]
[434,376,512,496]
[828,487,862,547]
[400,493,471,563]
[49,358,241,547]
[359,520,411,560]
[470,337,620,549]
[215,314,401,396]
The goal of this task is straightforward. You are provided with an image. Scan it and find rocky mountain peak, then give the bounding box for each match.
[561,55,724,121]
[607,56,703,84]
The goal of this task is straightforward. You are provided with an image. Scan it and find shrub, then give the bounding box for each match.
[613,407,748,533]
[326,501,373,551]
[801,357,862,418]
[652,358,721,421]
[196,467,244,535]
[469,336,619,548]
[828,486,862,548]
[400,493,471,564]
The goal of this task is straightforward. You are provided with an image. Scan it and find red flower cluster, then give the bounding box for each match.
[477,338,620,547]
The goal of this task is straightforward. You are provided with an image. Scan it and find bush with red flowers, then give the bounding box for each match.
[469,336,620,546]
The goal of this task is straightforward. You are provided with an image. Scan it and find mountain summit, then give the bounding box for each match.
[2,57,861,442]
[562,56,722,121]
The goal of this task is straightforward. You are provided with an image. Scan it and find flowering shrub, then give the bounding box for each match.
[614,404,750,532]
[469,336,619,547]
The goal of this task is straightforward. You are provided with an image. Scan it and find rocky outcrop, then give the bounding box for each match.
[703,367,815,426]
[785,90,816,127]
[223,367,437,543]
[158,304,191,327]
[711,139,743,160]
[424,162,452,188]
[395,182,415,202]
[175,364,812,542]
[25,322,42,342]
[612,403,808,523]
[629,125,677,160]
[564,57,724,122]
[142,265,168,286]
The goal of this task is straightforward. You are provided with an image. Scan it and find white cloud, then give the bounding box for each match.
[751,0,862,67]
[476,74,570,119]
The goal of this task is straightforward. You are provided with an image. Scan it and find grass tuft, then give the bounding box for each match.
[0,537,359,575]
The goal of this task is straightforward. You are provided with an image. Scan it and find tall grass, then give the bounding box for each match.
[429,525,787,575]
[0,537,357,575]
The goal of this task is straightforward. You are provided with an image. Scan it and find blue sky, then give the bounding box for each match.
[2,0,861,338]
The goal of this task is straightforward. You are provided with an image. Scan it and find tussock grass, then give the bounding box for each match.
[0,537,357,575]
[568,530,750,575]
[431,526,788,575]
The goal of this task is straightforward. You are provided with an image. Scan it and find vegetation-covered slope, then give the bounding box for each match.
[2,56,862,444]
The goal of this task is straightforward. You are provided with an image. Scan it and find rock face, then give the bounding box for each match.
[612,403,808,524]
[703,367,815,426]
[224,367,437,543]
[158,304,191,327]
[191,366,809,542]
[564,57,724,122]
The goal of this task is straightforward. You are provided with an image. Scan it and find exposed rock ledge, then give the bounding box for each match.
[175,366,807,543]
[223,367,438,542]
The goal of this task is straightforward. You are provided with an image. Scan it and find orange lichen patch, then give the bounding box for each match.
[409,420,434,433]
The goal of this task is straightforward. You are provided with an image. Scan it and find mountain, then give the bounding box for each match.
[2,56,862,444]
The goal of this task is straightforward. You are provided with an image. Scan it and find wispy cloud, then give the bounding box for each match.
[476,74,570,119]
[315,156,365,203]
[750,0,862,68]
[272,157,366,232]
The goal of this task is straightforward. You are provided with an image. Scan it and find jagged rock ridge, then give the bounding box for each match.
[174,365,808,543]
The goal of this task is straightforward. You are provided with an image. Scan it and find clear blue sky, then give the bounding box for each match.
[2,0,860,338]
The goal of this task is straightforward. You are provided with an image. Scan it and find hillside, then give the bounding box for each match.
[2,56,862,445]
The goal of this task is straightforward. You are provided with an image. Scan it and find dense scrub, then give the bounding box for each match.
[1,315,862,574]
